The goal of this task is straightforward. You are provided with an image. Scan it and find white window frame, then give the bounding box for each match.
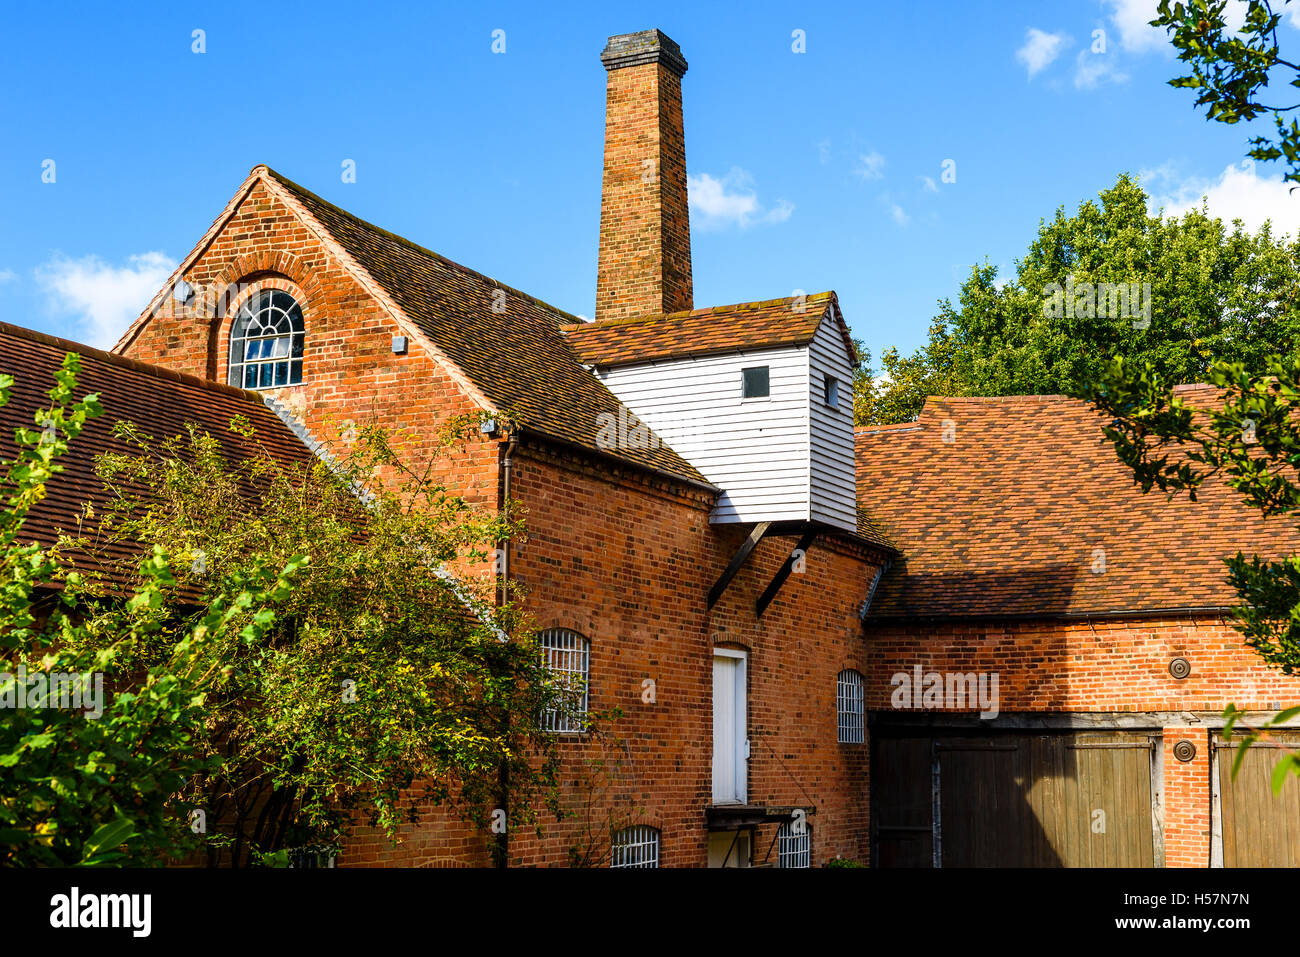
[778,821,812,868]
[539,628,589,734]
[228,289,306,390]
[837,669,865,744]
[610,825,660,868]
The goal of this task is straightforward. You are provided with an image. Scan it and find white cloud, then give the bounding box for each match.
[1016,28,1069,77]
[1104,0,1248,53]
[0,269,16,284]
[1102,0,1164,52]
[35,251,174,349]
[1142,160,1300,236]
[854,151,887,180]
[688,168,793,229]
[1074,48,1129,88]
[921,176,939,193]
[817,138,832,164]
[880,194,910,226]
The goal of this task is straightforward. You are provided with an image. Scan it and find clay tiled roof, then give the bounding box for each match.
[0,321,314,581]
[855,507,897,553]
[560,292,854,367]
[266,170,709,487]
[854,391,1300,619]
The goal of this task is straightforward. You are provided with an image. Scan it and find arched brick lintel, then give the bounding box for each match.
[211,250,323,311]
[203,252,320,382]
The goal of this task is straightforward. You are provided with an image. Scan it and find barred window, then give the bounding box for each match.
[539,628,589,733]
[611,825,660,868]
[837,669,865,744]
[229,290,305,390]
[778,821,811,868]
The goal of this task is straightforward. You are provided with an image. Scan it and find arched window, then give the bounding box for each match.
[837,669,865,744]
[538,628,589,733]
[611,825,660,868]
[228,290,305,389]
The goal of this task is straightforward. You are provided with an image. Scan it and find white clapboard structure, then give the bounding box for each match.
[562,291,858,533]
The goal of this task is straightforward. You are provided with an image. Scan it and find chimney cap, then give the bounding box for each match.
[601,29,688,76]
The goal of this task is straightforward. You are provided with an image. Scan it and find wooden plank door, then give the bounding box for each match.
[1218,734,1300,867]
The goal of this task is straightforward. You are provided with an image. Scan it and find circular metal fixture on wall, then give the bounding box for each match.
[1169,657,1192,680]
[1173,739,1197,763]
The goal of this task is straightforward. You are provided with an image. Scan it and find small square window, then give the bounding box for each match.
[742,366,770,399]
[824,375,839,408]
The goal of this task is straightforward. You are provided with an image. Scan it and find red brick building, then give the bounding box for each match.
[856,393,1300,867]
[108,28,889,868]
[12,27,1300,868]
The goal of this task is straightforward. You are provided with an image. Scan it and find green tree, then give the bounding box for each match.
[76,414,569,866]
[1153,0,1300,184]
[0,357,303,866]
[857,173,1300,425]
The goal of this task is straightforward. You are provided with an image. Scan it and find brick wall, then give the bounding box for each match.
[1162,726,1212,868]
[503,441,878,866]
[863,616,1300,713]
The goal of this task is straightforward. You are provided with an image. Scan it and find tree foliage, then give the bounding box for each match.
[73,415,569,866]
[1154,0,1300,184]
[856,173,1300,425]
[2,359,575,866]
[0,358,303,866]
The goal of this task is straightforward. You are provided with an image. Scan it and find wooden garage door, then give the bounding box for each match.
[873,731,1158,867]
[1217,734,1300,867]
[872,737,932,867]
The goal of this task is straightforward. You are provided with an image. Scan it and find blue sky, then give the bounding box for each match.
[3,0,1300,359]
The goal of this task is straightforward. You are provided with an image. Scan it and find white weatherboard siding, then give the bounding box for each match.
[807,316,858,531]
[597,344,813,524]
[592,309,858,533]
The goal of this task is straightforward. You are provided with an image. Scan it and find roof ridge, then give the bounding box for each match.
[263,166,584,327]
[0,319,261,401]
[855,422,922,433]
[923,393,1074,404]
[562,291,836,331]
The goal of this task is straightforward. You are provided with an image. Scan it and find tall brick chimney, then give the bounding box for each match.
[596,29,693,323]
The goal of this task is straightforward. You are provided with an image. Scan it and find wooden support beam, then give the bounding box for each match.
[755,526,818,618]
[707,521,772,609]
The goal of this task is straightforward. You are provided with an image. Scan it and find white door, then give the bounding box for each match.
[712,650,748,804]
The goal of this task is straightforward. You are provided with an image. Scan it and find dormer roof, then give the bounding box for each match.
[561,292,855,367]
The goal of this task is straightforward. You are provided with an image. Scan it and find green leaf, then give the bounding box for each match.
[1271,753,1297,794]
[78,817,137,865]
[1269,706,1300,726]
[1230,735,1254,780]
